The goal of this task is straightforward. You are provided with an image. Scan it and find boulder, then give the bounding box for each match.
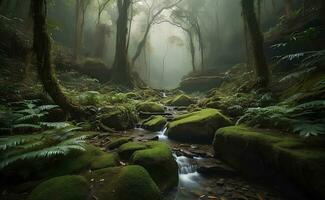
[136,102,164,113]
[166,94,195,107]
[100,106,138,131]
[86,166,162,200]
[130,141,178,191]
[106,137,131,150]
[166,109,231,143]
[142,116,167,132]
[118,142,147,160]
[179,76,223,92]
[28,175,89,200]
[213,126,325,199]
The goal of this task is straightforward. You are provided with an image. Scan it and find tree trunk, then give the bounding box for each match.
[131,22,151,66]
[195,21,204,70]
[32,0,85,119]
[112,0,132,87]
[188,30,196,72]
[284,0,293,17]
[320,0,325,26]
[242,0,269,87]
[73,0,82,61]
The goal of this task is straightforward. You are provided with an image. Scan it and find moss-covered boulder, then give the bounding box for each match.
[86,166,162,200]
[118,142,147,160]
[130,141,178,191]
[136,102,164,113]
[106,137,131,150]
[166,94,195,107]
[142,116,167,132]
[166,109,231,143]
[100,106,138,130]
[28,175,89,200]
[213,126,325,199]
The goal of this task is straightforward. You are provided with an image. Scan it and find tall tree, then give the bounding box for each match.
[241,0,270,88]
[73,0,90,61]
[112,0,132,86]
[131,0,182,67]
[32,0,85,118]
[320,0,325,25]
[284,0,293,17]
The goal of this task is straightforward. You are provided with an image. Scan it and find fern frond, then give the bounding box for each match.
[293,122,325,137]
[38,105,59,111]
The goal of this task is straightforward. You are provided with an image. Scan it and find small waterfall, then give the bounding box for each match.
[176,156,197,174]
[158,127,168,140]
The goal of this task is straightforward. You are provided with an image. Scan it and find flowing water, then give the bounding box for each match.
[132,127,286,200]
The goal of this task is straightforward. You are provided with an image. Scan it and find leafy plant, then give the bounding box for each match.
[0,126,86,169]
[237,100,325,137]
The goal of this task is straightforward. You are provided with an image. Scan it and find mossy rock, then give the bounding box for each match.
[86,166,162,200]
[90,153,119,170]
[106,137,131,150]
[213,126,325,199]
[136,102,164,113]
[100,106,138,131]
[166,109,231,143]
[166,94,195,107]
[118,142,147,160]
[142,116,167,132]
[130,141,178,191]
[28,175,89,200]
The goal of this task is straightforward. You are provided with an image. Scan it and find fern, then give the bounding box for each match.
[293,122,325,137]
[0,126,86,170]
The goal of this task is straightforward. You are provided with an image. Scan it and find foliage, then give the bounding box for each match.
[237,100,325,137]
[0,126,86,170]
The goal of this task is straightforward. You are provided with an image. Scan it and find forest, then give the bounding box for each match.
[0,0,324,200]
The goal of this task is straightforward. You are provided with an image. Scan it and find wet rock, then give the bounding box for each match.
[142,116,167,132]
[166,109,231,143]
[166,94,195,107]
[197,159,237,177]
[136,102,165,113]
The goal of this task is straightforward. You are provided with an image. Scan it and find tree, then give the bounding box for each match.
[32,0,85,118]
[241,0,270,88]
[112,0,132,87]
[320,0,325,25]
[131,0,182,67]
[96,0,111,24]
[284,0,293,17]
[73,0,90,61]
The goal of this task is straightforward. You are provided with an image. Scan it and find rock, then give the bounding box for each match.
[166,109,231,143]
[213,126,325,199]
[130,142,179,191]
[86,166,162,200]
[197,159,237,177]
[136,102,165,113]
[28,175,89,200]
[81,58,111,82]
[100,106,138,131]
[179,76,224,92]
[90,153,119,170]
[142,116,167,132]
[166,94,195,107]
[118,142,147,160]
[106,137,131,150]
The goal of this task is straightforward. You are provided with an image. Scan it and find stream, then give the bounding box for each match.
[128,128,286,200]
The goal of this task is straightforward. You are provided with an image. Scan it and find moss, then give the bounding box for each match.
[106,137,131,150]
[90,153,119,170]
[136,102,164,113]
[100,106,138,130]
[166,94,195,106]
[166,108,231,143]
[86,166,162,200]
[130,141,178,191]
[213,126,325,199]
[142,116,167,132]
[28,175,89,200]
[118,142,147,160]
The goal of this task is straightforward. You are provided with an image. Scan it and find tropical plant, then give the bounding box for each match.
[0,126,86,170]
[237,100,325,137]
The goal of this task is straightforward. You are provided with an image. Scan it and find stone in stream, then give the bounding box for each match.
[166,94,195,107]
[118,141,178,192]
[196,159,237,177]
[213,125,325,200]
[141,115,167,132]
[166,109,231,143]
[136,102,165,113]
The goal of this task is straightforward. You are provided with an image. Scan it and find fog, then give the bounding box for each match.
[47,0,290,89]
